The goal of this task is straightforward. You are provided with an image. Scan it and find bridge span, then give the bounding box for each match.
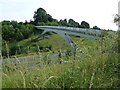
[34,26,102,53]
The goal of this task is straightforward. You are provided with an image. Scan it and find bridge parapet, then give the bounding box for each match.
[34,26,102,36]
[34,26,103,53]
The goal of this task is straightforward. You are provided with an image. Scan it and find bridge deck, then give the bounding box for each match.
[34,26,104,53]
[35,26,101,32]
[34,26,103,38]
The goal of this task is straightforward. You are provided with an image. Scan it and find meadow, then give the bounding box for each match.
[2,31,119,88]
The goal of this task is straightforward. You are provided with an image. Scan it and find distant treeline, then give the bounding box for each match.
[1,7,101,42]
[1,7,116,58]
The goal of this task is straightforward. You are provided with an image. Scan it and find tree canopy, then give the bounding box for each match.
[1,7,103,57]
[33,8,53,24]
[93,26,100,30]
[33,8,91,29]
[2,7,100,42]
[81,21,90,28]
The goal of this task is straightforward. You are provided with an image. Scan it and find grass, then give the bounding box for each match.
[2,51,118,88]
[2,33,68,58]
[2,31,119,88]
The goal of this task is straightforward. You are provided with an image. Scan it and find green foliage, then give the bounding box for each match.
[2,36,118,88]
[33,8,47,23]
[2,8,94,44]
[33,8,54,24]
[59,19,68,26]
[46,21,59,26]
[1,7,119,88]
[93,26,100,30]
[68,19,79,27]
[81,21,90,28]
[2,31,118,88]
[2,20,34,42]
[2,33,68,58]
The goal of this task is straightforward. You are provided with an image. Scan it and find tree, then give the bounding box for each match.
[59,19,68,26]
[11,21,18,28]
[47,14,53,22]
[33,8,53,24]
[93,26,100,30]
[81,21,90,28]
[33,8,48,24]
[2,20,34,42]
[2,21,16,41]
[68,19,79,27]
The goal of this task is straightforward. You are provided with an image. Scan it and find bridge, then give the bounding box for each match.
[34,26,102,53]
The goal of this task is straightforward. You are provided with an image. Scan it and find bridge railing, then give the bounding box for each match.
[35,26,103,37]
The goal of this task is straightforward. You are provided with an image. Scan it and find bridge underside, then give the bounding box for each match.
[34,26,101,53]
[41,29,77,53]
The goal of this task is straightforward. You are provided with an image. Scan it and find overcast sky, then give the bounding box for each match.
[0,0,119,30]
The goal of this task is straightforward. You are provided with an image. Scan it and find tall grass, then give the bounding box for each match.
[2,32,119,88]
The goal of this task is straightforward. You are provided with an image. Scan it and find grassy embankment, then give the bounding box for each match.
[2,31,119,88]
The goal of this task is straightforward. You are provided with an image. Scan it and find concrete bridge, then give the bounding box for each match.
[34,26,102,53]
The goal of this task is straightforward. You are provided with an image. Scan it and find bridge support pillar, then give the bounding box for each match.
[56,31,77,54]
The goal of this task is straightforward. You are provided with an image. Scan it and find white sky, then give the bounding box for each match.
[0,0,119,30]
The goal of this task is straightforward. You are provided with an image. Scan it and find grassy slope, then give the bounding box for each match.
[6,33,69,57]
[2,32,119,88]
